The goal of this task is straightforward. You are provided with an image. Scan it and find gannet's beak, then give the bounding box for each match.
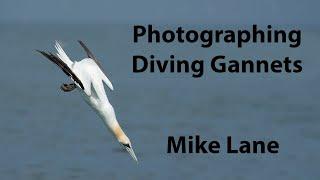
[122,144,138,163]
[126,146,138,163]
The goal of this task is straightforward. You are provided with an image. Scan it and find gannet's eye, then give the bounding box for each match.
[122,143,131,148]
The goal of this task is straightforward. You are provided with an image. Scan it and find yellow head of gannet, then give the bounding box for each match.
[113,125,138,162]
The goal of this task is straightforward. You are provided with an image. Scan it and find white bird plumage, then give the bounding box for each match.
[37,41,138,162]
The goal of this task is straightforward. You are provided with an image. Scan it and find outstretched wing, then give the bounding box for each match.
[78,40,114,91]
[78,40,102,68]
[36,50,84,90]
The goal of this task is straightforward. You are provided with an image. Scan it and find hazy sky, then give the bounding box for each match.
[0,0,318,24]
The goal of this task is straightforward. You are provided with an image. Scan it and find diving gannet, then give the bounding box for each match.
[36,41,138,162]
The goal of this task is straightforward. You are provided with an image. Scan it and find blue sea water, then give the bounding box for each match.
[0,24,319,179]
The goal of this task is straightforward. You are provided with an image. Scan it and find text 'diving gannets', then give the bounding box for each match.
[36,41,138,162]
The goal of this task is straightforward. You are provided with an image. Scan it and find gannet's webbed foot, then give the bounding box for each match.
[60,83,76,92]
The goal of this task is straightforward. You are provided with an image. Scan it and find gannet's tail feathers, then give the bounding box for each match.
[54,41,73,67]
[36,50,84,90]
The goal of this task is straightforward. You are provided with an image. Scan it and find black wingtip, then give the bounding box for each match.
[78,40,97,60]
[78,40,86,49]
[36,50,51,60]
[35,49,44,55]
